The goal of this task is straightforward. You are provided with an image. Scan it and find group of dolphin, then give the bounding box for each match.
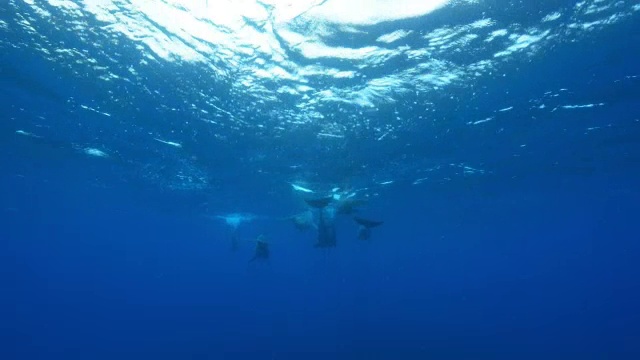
[249,195,384,262]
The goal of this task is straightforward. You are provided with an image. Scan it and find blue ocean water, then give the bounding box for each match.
[2,0,640,359]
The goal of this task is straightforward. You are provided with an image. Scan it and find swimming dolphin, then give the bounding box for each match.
[305,197,336,248]
[305,196,333,209]
[335,197,368,215]
[214,213,257,230]
[354,217,384,240]
[249,235,269,262]
[285,210,317,231]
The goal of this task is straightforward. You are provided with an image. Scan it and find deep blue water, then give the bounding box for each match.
[2,1,640,359]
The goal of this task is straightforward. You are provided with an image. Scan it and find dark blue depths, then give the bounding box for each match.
[2,141,640,359]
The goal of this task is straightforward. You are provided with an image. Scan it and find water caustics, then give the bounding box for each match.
[3,0,639,204]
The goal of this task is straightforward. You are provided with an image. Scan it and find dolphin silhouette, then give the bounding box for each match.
[305,197,336,248]
[249,235,269,262]
[354,217,383,240]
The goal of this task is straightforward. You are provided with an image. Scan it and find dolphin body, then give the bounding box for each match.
[249,235,269,262]
[354,217,384,240]
[284,210,317,231]
[335,197,368,215]
[305,197,336,248]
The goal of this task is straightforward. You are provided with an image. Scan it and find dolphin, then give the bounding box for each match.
[354,217,384,240]
[305,197,336,248]
[284,210,317,231]
[249,235,269,262]
[304,196,333,209]
[335,197,368,215]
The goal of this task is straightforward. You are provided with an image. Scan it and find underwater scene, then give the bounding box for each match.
[2,0,640,359]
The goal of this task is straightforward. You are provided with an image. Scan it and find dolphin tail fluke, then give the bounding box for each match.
[354,217,383,228]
